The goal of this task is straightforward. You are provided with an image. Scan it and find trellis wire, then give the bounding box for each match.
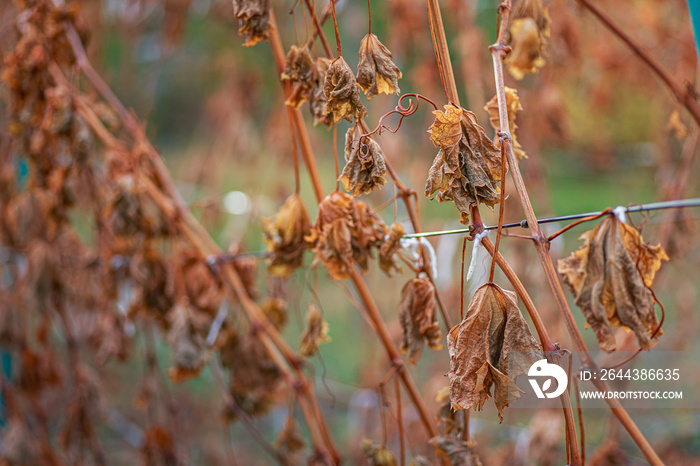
[402,198,700,239]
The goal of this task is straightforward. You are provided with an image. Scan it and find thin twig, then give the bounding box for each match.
[575,0,700,126]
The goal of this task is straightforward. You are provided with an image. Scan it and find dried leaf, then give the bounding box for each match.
[262,193,312,278]
[167,303,208,383]
[429,436,483,466]
[399,277,442,364]
[667,110,688,139]
[357,33,402,99]
[220,332,281,417]
[425,105,503,225]
[232,0,271,47]
[261,297,288,330]
[447,283,542,421]
[182,251,225,313]
[310,57,334,127]
[361,439,398,466]
[307,191,387,279]
[506,0,551,79]
[484,87,527,159]
[282,45,315,108]
[558,217,669,351]
[340,126,387,196]
[323,57,367,123]
[299,304,331,357]
[274,417,305,465]
[379,222,405,276]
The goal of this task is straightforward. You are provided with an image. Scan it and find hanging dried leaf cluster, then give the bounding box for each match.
[506,0,551,79]
[306,191,387,279]
[340,126,387,196]
[485,87,527,159]
[558,216,669,351]
[447,284,542,420]
[425,105,503,224]
[262,193,312,278]
[399,277,442,364]
[232,0,272,47]
[357,33,403,99]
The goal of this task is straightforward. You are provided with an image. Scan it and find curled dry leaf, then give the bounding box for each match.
[273,417,305,465]
[506,0,551,80]
[310,57,334,127]
[447,283,542,421]
[379,222,405,276]
[340,126,387,196]
[356,33,402,99]
[323,57,367,123]
[232,0,272,47]
[306,191,387,280]
[399,277,442,364]
[558,216,669,351]
[220,331,281,418]
[361,439,398,466]
[167,303,208,383]
[425,104,503,225]
[282,45,315,108]
[262,193,312,278]
[485,87,527,159]
[261,297,288,330]
[182,250,225,313]
[299,304,331,357]
[667,110,688,140]
[429,436,483,466]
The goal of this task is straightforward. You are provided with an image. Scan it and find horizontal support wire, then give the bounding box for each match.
[192,198,700,263]
[402,197,700,239]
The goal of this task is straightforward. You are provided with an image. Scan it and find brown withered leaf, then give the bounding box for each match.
[425,105,503,225]
[558,217,669,351]
[220,332,281,418]
[484,87,527,159]
[379,222,405,276]
[274,417,305,465]
[357,33,402,99]
[506,0,551,80]
[310,57,334,127]
[399,277,442,364]
[232,0,271,47]
[323,57,367,123]
[667,110,688,139]
[299,304,331,357]
[261,297,288,330]
[429,436,483,466]
[306,191,387,279]
[361,439,398,466]
[262,193,312,278]
[447,283,542,421]
[340,126,387,196]
[282,45,315,108]
[167,303,208,383]
[352,200,389,272]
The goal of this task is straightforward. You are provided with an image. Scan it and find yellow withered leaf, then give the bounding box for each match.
[357,33,402,99]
